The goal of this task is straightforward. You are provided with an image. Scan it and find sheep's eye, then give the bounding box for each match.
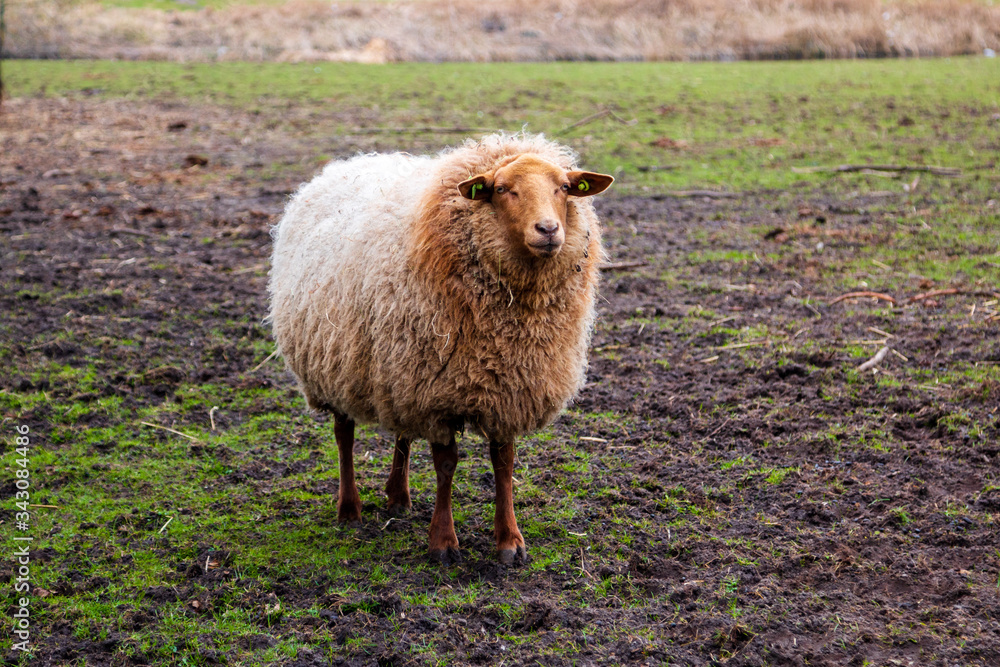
[495,185,506,194]
[561,183,570,192]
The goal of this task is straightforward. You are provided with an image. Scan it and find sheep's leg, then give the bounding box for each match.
[385,435,412,516]
[428,435,461,564]
[333,411,362,523]
[490,439,527,565]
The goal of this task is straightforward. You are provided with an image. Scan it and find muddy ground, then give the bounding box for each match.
[2,97,999,666]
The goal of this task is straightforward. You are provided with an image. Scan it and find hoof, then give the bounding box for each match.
[429,546,462,565]
[498,545,528,566]
[337,505,362,524]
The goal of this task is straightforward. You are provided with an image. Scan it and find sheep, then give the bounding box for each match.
[268,133,613,564]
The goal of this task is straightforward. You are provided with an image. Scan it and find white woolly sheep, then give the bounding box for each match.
[268,133,613,564]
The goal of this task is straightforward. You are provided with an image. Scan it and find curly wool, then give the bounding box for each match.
[269,133,604,444]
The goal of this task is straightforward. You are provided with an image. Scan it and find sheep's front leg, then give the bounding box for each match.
[490,439,527,565]
[385,435,412,516]
[333,411,362,523]
[428,434,461,564]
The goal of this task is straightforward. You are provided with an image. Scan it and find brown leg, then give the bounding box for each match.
[333,411,361,523]
[385,435,412,516]
[490,439,527,565]
[428,434,461,564]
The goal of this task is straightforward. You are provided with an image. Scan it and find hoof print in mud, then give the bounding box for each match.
[429,547,463,566]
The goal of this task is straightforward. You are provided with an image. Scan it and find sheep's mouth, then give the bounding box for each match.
[528,241,562,258]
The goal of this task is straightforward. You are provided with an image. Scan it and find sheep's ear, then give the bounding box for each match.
[567,171,614,197]
[458,175,492,200]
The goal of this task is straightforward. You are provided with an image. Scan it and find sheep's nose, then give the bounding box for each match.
[535,219,559,236]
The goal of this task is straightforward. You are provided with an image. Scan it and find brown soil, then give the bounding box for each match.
[2,97,999,666]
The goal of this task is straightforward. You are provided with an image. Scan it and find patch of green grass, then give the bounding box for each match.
[720,455,753,471]
[7,57,999,193]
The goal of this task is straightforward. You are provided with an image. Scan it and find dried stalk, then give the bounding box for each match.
[793,164,961,177]
[857,346,890,372]
[829,291,897,306]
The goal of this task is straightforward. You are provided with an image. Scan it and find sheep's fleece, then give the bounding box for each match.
[269,133,604,445]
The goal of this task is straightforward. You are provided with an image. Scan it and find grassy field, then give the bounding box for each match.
[6,57,1000,193]
[1,57,999,665]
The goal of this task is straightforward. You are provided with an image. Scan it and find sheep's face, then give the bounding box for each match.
[458,155,613,259]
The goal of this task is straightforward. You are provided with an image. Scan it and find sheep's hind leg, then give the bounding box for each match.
[385,435,412,516]
[428,434,461,564]
[490,439,528,565]
[333,411,362,524]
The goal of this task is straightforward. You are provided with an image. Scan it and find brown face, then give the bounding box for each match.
[458,155,613,260]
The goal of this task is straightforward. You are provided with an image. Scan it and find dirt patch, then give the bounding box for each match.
[2,97,999,666]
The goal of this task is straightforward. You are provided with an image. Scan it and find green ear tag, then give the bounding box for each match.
[578,180,590,192]
[470,183,482,198]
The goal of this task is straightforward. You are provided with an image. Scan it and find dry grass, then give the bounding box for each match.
[5,0,1000,62]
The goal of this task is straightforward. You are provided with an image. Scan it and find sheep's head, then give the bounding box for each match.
[457,155,613,259]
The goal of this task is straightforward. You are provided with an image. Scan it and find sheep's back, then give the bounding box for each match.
[269,153,434,421]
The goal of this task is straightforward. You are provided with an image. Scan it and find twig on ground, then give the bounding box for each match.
[599,260,648,271]
[579,547,595,580]
[861,169,905,178]
[707,315,739,328]
[558,109,612,134]
[558,107,637,135]
[890,349,909,362]
[209,406,219,431]
[140,421,199,442]
[111,227,159,238]
[29,504,60,509]
[249,348,279,373]
[233,263,267,275]
[857,346,890,372]
[158,516,173,534]
[350,127,493,134]
[636,165,678,172]
[907,288,961,303]
[868,326,893,338]
[792,164,961,177]
[579,436,608,443]
[708,418,732,438]
[803,300,822,318]
[829,291,897,306]
[654,190,739,199]
[605,109,638,126]
[714,340,768,350]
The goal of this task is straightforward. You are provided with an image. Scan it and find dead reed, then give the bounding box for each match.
[6,0,1000,62]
